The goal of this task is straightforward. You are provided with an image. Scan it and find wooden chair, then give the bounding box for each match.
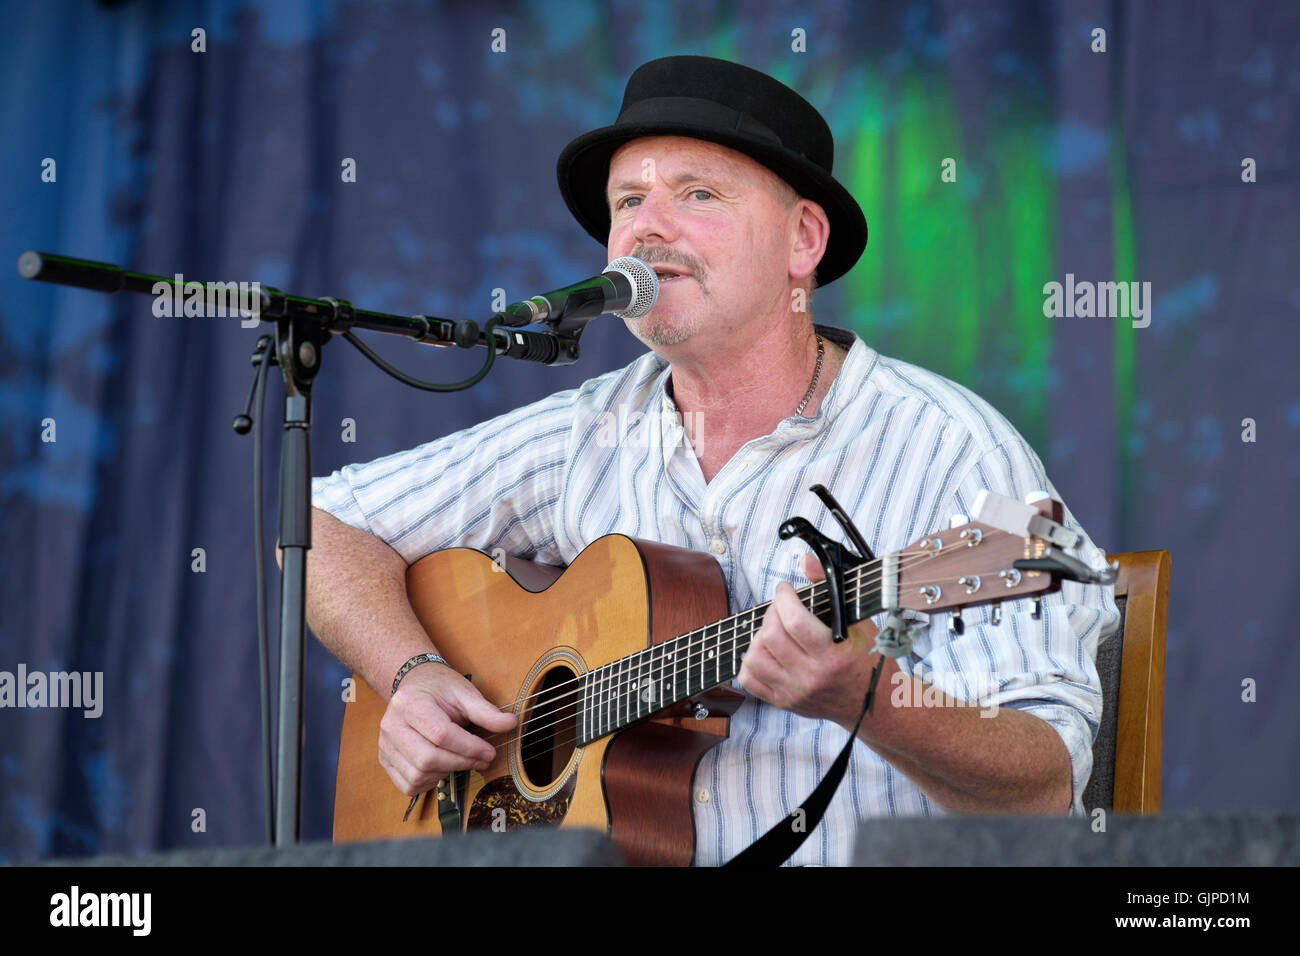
[1082,550,1170,814]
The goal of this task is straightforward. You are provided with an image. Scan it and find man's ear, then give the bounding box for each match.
[789,199,830,283]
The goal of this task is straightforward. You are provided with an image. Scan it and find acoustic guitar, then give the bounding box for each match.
[333,491,1108,865]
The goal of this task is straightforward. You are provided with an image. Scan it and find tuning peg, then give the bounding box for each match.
[1024,490,1051,505]
[1031,597,1043,620]
[949,513,969,528]
[990,603,1002,625]
[948,608,964,636]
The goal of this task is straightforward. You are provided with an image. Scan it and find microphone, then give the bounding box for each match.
[494,256,658,328]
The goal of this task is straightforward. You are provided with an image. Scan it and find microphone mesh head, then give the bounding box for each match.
[605,256,659,318]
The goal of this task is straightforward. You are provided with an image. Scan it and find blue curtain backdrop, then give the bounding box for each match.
[1,0,1297,861]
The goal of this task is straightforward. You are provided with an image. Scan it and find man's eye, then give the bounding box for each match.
[690,189,714,201]
[616,196,641,209]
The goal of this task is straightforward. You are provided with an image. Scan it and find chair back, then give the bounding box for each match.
[1082,550,1170,814]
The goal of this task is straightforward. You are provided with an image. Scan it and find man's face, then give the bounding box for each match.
[605,135,801,348]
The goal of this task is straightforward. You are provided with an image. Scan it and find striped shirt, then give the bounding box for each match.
[313,323,1119,866]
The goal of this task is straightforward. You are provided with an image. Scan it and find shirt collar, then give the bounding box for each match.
[652,323,874,434]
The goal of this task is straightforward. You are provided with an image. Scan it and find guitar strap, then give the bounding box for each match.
[723,656,884,867]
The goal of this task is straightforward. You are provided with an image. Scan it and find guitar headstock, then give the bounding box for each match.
[893,492,1116,619]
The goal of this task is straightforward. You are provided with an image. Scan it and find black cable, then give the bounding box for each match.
[341,317,500,392]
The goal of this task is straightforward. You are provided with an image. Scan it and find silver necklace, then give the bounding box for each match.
[795,335,825,416]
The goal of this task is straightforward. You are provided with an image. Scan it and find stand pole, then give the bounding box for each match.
[272,316,321,843]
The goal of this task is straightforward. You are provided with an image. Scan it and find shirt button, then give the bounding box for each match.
[695,788,711,804]
[710,538,726,555]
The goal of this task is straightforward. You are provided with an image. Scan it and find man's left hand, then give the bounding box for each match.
[737,552,888,731]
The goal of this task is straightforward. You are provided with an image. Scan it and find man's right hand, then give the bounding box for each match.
[377,663,518,797]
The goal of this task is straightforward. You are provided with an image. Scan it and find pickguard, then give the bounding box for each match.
[467,773,578,830]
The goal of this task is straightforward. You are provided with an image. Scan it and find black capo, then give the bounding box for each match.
[778,484,874,643]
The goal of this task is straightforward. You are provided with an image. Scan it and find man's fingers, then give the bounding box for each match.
[772,580,831,655]
[378,731,435,795]
[739,633,799,710]
[379,721,463,795]
[803,552,825,581]
[392,697,496,767]
[380,710,458,772]
[456,685,517,734]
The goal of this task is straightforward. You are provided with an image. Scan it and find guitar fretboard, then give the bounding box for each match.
[575,562,877,745]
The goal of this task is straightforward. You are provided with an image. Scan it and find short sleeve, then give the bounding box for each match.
[310,388,582,566]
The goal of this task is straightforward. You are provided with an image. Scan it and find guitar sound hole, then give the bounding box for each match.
[519,665,577,789]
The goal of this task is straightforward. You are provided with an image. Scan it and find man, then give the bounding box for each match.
[308,56,1119,866]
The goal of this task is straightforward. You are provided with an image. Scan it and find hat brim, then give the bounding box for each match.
[557,123,867,287]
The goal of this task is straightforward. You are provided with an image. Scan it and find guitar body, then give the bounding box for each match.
[333,534,742,866]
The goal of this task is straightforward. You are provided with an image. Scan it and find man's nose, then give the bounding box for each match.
[628,190,679,246]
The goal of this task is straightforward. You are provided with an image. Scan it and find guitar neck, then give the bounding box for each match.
[576,561,881,745]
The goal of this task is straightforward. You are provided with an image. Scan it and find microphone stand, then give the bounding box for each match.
[16,250,593,846]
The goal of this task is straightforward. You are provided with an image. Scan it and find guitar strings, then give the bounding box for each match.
[488,530,993,723]
[466,532,1034,758]
[479,541,933,724]
[492,553,1034,773]
[488,565,986,760]
[480,537,1018,754]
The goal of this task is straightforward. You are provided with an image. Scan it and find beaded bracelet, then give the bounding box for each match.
[392,652,449,696]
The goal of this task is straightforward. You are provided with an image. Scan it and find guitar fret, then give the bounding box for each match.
[613,658,624,733]
[698,627,708,695]
[654,645,664,709]
[635,648,645,721]
[703,629,710,689]
[585,671,593,743]
[649,647,659,712]
[739,615,748,673]
[637,648,647,720]
[627,652,634,725]
[652,646,661,711]
[682,634,690,699]
[646,646,655,718]
[642,647,655,718]
[728,614,737,682]
[664,640,675,704]
[602,662,610,738]
[624,654,632,727]
[710,622,719,686]
[626,653,635,726]
[613,657,620,732]
[604,660,611,735]
[727,616,738,681]
[684,632,695,698]
[634,649,642,722]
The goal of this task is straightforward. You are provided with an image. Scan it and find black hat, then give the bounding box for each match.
[556,56,868,287]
